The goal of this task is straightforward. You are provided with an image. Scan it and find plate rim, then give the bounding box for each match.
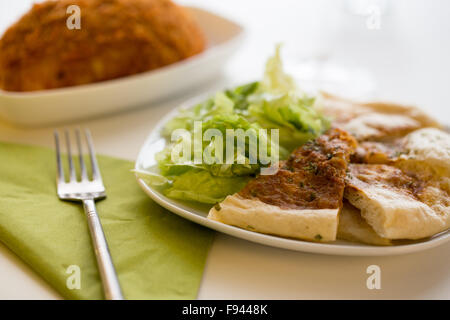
[134,94,450,257]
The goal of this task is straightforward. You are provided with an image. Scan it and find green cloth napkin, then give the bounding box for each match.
[0,142,214,300]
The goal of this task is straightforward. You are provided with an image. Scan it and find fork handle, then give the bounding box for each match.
[83,199,124,300]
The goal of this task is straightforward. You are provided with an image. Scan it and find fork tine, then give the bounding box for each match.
[65,130,77,181]
[75,128,89,181]
[85,128,102,181]
[54,131,65,183]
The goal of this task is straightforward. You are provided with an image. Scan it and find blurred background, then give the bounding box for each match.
[0,0,449,300]
[1,0,449,119]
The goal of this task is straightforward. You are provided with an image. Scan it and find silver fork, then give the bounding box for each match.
[54,128,124,300]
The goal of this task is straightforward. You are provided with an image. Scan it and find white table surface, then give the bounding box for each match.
[0,0,449,299]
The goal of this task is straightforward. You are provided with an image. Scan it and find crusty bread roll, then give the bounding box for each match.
[0,0,206,91]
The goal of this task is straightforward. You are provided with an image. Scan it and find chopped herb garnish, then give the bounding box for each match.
[393,151,408,158]
[305,140,320,151]
[283,165,295,172]
[214,203,222,211]
[304,162,318,174]
[314,234,323,240]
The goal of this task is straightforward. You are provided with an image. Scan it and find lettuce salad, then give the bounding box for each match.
[138,46,329,204]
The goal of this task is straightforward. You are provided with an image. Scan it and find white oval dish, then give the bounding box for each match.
[0,7,244,127]
[134,95,450,256]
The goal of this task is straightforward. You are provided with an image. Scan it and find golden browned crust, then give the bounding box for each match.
[351,140,401,164]
[346,164,425,201]
[0,0,206,91]
[238,129,357,210]
[319,91,441,141]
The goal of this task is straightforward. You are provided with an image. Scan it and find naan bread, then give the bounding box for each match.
[345,127,450,240]
[341,113,421,141]
[209,195,340,242]
[395,128,450,177]
[352,128,450,169]
[345,164,450,239]
[208,129,357,242]
[318,92,440,141]
[352,140,400,164]
[337,202,392,246]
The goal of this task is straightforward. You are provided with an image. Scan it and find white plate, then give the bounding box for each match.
[135,95,450,256]
[0,7,244,127]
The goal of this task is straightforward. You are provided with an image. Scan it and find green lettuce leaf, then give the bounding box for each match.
[136,168,250,204]
[260,44,296,94]
[158,112,286,178]
[164,170,250,204]
[162,92,234,136]
[246,45,330,150]
[248,93,329,150]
